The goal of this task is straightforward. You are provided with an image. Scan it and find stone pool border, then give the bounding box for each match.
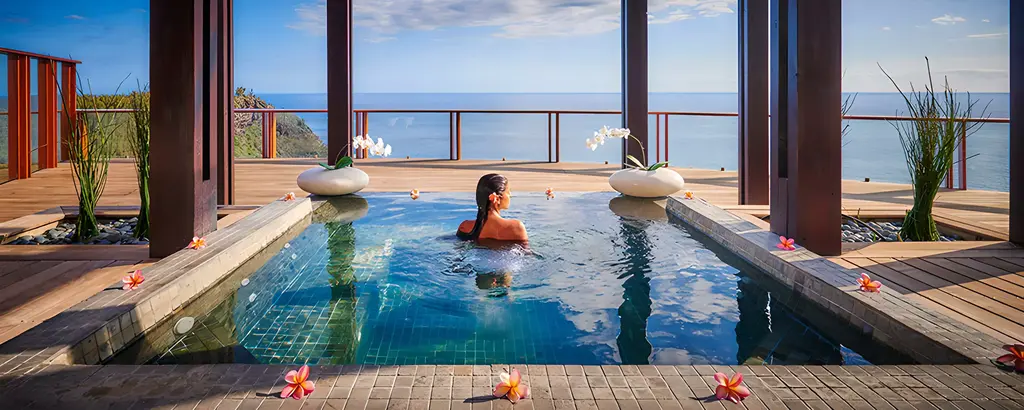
[0,197,318,374]
[666,196,1006,365]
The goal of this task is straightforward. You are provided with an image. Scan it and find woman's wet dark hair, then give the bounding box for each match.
[457,173,508,240]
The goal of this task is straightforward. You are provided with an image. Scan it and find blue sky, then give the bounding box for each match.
[0,0,1011,94]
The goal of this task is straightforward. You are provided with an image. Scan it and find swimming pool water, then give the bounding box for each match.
[123,193,883,366]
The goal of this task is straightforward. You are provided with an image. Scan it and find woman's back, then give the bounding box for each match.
[458,218,528,242]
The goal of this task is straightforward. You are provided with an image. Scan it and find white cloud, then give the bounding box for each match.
[289,0,736,38]
[982,19,991,23]
[881,26,891,31]
[967,32,1007,39]
[65,14,87,20]
[931,14,965,25]
[366,36,397,43]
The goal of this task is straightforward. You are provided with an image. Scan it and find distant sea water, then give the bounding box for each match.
[260,93,1010,192]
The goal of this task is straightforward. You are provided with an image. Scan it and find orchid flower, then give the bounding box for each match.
[683,191,694,200]
[776,236,795,251]
[609,127,631,138]
[122,270,145,291]
[996,344,1024,373]
[545,187,555,200]
[410,189,420,200]
[281,365,315,400]
[585,126,668,171]
[187,236,207,250]
[585,138,599,151]
[353,135,368,150]
[714,372,750,403]
[283,192,297,201]
[493,368,530,403]
[857,273,882,293]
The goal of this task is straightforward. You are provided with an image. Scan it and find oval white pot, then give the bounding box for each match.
[296,166,369,196]
[608,168,685,198]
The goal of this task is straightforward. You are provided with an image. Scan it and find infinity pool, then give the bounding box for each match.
[115,192,899,366]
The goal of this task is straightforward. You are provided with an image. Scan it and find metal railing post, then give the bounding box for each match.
[548,113,553,163]
[555,113,561,163]
[456,112,463,160]
[960,119,968,190]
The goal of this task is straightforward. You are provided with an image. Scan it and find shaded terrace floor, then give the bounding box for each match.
[0,158,1020,347]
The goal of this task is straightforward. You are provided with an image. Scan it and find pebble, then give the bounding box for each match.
[841,220,959,243]
[7,218,145,246]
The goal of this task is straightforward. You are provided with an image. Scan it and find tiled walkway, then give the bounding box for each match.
[1,364,1022,409]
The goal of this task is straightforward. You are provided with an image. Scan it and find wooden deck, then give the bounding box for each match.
[0,158,1019,349]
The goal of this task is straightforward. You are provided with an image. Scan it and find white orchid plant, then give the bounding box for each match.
[586,126,669,171]
[319,135,393,170]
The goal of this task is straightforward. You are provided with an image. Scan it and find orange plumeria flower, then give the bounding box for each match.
[683,191,694,200]
[410,189,420,200]
[493,368,530,403]
[187,236,207,250]
[121,270,145,291]
[857,273,882,293]
[545,187,555,200]
[714,372,751,403]
[776,236,796,251]
[281,365,315,400]
[283,192,297,201]
[996,344,1024,373]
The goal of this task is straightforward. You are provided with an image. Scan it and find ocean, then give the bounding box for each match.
[269,93,1010,192]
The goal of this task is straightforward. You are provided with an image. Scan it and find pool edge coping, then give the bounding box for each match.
[665,196,1006,366]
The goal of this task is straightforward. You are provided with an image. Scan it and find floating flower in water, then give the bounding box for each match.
[493,368,529,403]
[121,270,145,291]
[545,188,555,200]
[996,344,1024,373]
[714,372,750,403]
[857,273,882,293]
[282,192,297,201]
[187,236,207,250]
[280,365,315,400]
[776,236,795,251]
[410,189,420,200]
[683,191,694,200]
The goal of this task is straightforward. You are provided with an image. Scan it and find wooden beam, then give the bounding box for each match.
[217,0,235,205]
[738,0,770,205]
[37,60,60,170]
[7,55,31,180]
[621,0,648,168]
[149,0,221,258]
[769,0,843,256]
[1012,0,1024,245]
[59,63,78,163]
[327,0,354,165]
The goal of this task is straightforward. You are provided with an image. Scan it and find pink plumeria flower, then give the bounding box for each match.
[545,187,555,200]
[858,273,882,293]
[281,365,315,400]
[493,368,530,403]
[714,372,751,403]
[121,270,145,291]
[776,236,796,251]
[410,189,420,200]
[996,344,1024,373]
[683,191,694,200]
[283,192,297,201]
[187,236,207,250]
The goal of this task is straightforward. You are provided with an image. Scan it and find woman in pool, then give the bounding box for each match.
[457,174,528,242]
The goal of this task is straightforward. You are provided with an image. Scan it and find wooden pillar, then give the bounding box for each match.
[738,0,770,205]
[327,0,354,165]
[149,0,224,258]
[60,63,78,163]
[621,0,648,168]
[769,0,843,256]
[7,55,31,180]
[37,60,60,170]
[1012,0,1024,244]
[217,0,235,205]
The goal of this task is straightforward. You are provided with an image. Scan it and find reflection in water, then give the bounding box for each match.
[325,219,361,363]
[615,217,654,364]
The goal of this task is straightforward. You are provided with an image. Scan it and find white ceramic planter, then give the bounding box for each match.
[608,168,685,198]
[296,167,369,196]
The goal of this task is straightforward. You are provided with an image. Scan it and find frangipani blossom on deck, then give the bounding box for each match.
[122,270,145,291]
[283,192,297,201]
[281,365,315,400]
[683,191,694,200]
[410,189,420,200]
[493,368,530,403]
[187,236,207,250]
[996,344,1024,373]
[545,187,555,200]
[714,372,751,403]
[858,273,882,293]
[776,236,796,251]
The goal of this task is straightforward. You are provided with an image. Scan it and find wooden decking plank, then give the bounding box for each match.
[0,261,34,277]
[0,245,150,261]
[842,258,1017,342]
[940,257,1024,288]
[0,260,64,288]
[901,258,1024,314]
[996,257,1024,271]
[0,260,116,314]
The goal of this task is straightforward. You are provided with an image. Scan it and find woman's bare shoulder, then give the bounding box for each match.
[503,219,528,240]
[458,220,475,233]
